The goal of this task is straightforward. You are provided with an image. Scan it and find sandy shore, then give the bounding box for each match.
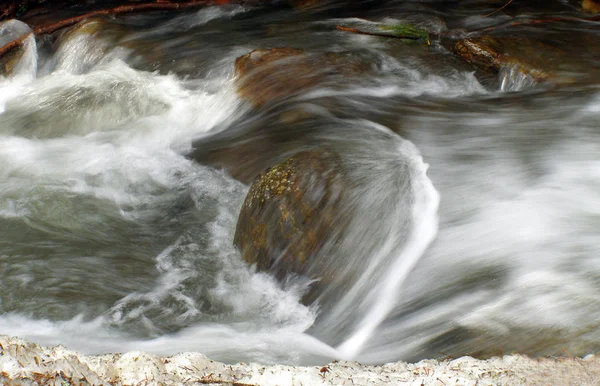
[1,335,598,385]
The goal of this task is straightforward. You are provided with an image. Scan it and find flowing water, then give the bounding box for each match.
[0,2,599,365]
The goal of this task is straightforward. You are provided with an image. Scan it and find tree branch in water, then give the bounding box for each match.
[478,14,600,33]
[0,0,250,59]
[483,0,514,18]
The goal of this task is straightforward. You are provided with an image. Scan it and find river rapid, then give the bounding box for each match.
[0,1,599,365]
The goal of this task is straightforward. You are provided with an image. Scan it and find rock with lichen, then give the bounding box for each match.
[234,47,370,106]
[233,149,348,303]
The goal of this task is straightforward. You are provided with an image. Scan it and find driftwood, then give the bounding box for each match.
[483,0,514,17]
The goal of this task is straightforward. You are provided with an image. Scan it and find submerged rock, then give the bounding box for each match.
[233,149,347,303]
[234,47,370,106]
[452,35,596,86]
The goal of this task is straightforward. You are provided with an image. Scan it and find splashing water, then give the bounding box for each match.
[0,4,599,366]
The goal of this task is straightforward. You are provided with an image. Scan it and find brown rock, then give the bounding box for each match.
[453,36,558,82]
[234,47,370,106]
[0,43,26,77]
[582,0,600,13]
[234,47,305,76]
[233,149,347,303]
[452,35,596,86]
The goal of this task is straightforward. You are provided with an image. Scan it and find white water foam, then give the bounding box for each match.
[0,56,244,141]
[0,19,32,47]
[159,5,248,31]
[0,52,442,362]
[499,65,536,92]
[0,20,38,113]
[301,65,486,100]
[0,35,328,364]
[366,92,600,361]
[337,136,440,359]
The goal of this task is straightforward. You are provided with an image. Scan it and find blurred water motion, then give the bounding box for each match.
[0,0,599,365]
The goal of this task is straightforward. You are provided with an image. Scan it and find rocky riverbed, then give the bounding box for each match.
[1,336,599,385]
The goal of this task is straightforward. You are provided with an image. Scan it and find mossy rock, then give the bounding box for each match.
[234,149,347,303]
[234,47,370,106]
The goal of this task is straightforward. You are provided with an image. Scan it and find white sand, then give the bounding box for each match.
[1,335,598,385]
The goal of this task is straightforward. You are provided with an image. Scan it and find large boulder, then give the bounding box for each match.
[233,149,348,303]
[234,47,370,106]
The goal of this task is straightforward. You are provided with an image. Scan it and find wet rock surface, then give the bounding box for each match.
[452,35,598,86]
[53,17,165,74]
[0,42,27,77]
[234,149,348,303]
[1,335,599,386]
[234,47,370,106]
[582,0,600,13]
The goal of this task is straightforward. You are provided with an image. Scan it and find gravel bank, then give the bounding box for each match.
[1,336,598,385]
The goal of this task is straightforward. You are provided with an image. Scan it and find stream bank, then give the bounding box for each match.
[1,336,599,385]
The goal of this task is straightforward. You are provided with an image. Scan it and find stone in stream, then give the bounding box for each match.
[53,18,119,73]
[0,42,27,77]
[0,19,33,77]
[233,149,347,304]
[582,0,600,13]
[234,47,370,106]
[451,35,599,86]
[54,18,164,73]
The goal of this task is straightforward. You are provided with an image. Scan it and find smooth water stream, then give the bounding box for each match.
[0,2,599,365]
